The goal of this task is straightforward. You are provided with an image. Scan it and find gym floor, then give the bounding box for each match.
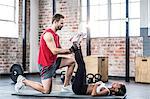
[0,74,150,99]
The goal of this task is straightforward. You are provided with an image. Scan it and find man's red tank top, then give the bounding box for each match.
[38,28,60,67]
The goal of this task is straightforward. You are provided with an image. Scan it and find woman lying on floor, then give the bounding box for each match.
[70,43,126,96]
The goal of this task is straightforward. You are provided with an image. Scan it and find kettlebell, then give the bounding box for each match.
[71,71,76,83]
[86,73,94,84]
[60,71,65,83]
[94,74,102,83]
[71,76,75,83]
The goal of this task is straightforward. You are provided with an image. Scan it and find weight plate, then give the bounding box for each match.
[10,64,23,83]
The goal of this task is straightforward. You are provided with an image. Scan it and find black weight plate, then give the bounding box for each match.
[10,64,23,83]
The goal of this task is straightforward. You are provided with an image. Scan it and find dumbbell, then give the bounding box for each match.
[86,73,95,84]
[94,74,102,83]
[10,64,24,83]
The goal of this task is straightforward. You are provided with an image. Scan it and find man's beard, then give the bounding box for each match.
[57,26,63,30]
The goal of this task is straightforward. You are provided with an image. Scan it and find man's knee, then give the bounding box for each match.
[42,89,51,94]
[71,61,75,66]
[65,59,75,67]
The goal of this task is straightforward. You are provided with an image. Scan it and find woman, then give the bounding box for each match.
[70,43,126,96]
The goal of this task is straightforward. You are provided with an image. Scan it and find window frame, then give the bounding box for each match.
[0,0,18,38]
[80,0,140,37]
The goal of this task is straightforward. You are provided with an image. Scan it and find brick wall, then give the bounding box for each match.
[55,0,80,48]
[81,37,143,77]
[39,0,53,39]
[0,38,20,73]
[39,0,80,48]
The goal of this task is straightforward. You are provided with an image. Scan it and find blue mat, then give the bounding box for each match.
[12,91,126,99]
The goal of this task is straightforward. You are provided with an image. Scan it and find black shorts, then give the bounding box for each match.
[38,57,62,80]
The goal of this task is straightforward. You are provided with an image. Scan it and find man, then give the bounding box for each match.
[15,14,75,94]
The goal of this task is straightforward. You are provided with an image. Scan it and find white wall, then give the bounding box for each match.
[140,0,148,28]
[148,0,150,27]
[29,0,39,72]
[148,0,150,35]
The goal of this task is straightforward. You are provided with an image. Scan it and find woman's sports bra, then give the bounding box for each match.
[96,82,110,95]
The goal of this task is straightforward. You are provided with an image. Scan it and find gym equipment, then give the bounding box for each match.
[71,76,75,83]
[60,71,75,83]
[84,56,108,82]
[10,64,24,83]
[10,0,27,83]
[86,73,95,84]
[60,71,65,83]
[12,91,126,99]
[94,74,102,83]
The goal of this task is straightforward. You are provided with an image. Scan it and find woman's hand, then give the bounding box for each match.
[95,81,103,85]
[91,83,99,96]
[91,82,109,96]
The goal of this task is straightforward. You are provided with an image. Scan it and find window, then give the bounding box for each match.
[80,0,140,37]
[110,0,126,37]
[0,0,18,38]
[129,0,140,36]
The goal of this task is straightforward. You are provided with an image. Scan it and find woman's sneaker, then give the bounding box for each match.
[61,85,73,93]
[70,33,86,44]
[15,75,26,93]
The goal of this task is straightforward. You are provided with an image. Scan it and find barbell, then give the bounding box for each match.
[10,64,24,83]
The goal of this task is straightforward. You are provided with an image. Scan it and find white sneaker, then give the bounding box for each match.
[17,75,26,83]
[61,85,73,93]
[70,33,86,44]
[15,75,26,93]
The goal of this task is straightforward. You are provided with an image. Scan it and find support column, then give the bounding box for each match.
[29,0,39,72]
[125,0,130,82]
[86,0,91,56]
[22,0,27,71]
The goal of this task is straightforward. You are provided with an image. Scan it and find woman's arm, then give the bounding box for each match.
[91,84,109,96]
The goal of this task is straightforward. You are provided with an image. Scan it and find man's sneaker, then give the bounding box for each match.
[15,75,26,93]
[61,85,73,93]
[17,75,26,83]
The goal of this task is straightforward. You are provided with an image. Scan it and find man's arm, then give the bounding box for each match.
[43,32,71,55]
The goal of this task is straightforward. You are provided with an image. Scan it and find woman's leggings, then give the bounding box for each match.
[72,48,88,95]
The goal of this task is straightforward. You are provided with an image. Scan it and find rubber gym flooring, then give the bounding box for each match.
[0,74,150,99]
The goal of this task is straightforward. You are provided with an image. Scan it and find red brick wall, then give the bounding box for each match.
[81,37,143,77]
[39,0,53,39]
[55,0,80,48]
[0,38,20,73]
[39,0,80,48]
